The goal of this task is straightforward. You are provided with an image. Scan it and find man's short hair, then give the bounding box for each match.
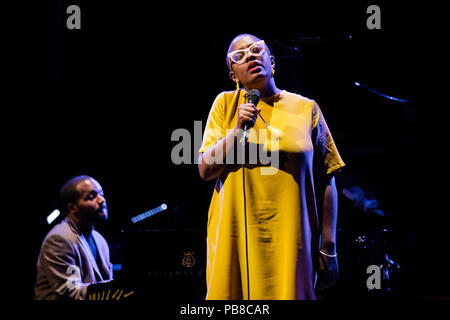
[60,175,92,213]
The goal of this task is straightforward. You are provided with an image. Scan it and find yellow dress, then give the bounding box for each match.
[199,89,345,300]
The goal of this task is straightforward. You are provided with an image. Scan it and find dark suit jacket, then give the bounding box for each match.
[34,217,113,300]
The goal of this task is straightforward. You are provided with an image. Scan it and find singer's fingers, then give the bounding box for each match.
[240,114,253,122]
[241,115,257,124]
[239,108,258,115]
[240,110,255,118]
[237,103,259,130]
[239,103,255,111]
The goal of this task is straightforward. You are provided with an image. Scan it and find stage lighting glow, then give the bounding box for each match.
[47,209,60,224]
[131,203,168,223]
[354,81,409,103]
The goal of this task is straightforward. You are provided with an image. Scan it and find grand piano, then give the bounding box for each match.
[87,228,206,300]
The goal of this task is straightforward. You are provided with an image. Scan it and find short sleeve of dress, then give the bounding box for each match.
[311,101,345,175]
[198,92,225,153]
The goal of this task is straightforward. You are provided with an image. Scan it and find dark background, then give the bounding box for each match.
[2,0,445,300]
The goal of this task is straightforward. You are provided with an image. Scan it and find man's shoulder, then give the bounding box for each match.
[43,220,78,247]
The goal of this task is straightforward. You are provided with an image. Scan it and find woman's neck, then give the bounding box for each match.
[247,78,281,98]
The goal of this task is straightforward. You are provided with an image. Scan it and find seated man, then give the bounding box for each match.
[35,175,113,299]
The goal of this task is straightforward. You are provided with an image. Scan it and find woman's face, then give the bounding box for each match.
[228,35,274,90]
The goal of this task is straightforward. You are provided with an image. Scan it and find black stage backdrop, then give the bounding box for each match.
[2,0,446,304]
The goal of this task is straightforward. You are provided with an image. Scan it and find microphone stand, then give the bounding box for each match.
[242,122,251,300]
[240,89,259,300]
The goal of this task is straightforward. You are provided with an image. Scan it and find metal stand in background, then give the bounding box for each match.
[341,186,401,295]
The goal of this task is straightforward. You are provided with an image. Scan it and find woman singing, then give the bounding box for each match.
[198,34,345,300]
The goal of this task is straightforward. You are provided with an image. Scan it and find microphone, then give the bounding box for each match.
[244,89,260,142]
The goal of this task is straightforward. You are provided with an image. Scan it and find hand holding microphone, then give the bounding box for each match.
[236,89,261,142]
[237,104,261,129]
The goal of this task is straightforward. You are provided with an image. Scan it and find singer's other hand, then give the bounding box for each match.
[236,103,261,130]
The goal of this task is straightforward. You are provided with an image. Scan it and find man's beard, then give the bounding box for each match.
[82,207,108,226]
[94,208,108,224]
